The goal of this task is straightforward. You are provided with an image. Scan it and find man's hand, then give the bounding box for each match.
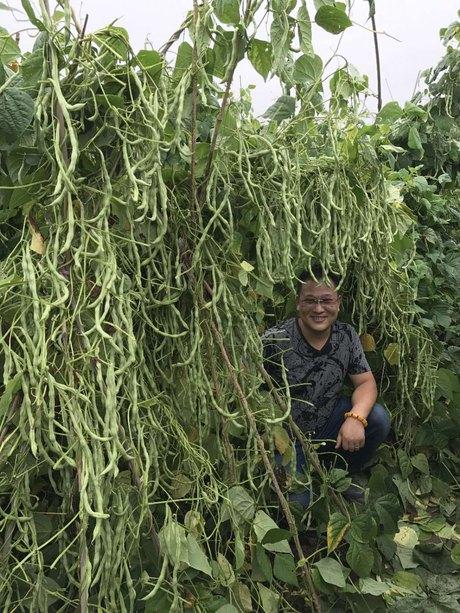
[335,418,365,452]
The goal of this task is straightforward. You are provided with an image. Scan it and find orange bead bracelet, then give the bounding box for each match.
[344,412,368,428]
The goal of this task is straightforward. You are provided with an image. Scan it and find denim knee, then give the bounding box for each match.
[367,403,391,440]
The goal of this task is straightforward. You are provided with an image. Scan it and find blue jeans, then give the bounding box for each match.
[277,397,391,508]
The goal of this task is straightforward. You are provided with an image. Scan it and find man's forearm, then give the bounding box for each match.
[351,380,377,418]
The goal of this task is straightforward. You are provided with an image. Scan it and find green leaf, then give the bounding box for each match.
[350,513,377,544]
[313,557,346,588]
[233,582,252,612]
[186,535,212,576]
[383,343,400,366]
[254,544,272,582]
[273,553,298,586]
[21,50,44,87]
[136,49,163,81]
[216,553,235,586]
[315,5,352,35]
[234,531,245,570]
[411,453,429,475]
[248,39,273,80]
[253,511,291,553]
[327,512,349,553]
[376,101,403,124]
[346,540,374,578]
[451,543,460,566]
[408,125,424,153]
[397,449,413,479]
[263,95,295,122]
[262,528,292,545]
[0,26,20,63]
[0,87,35,146]
[413,546,458,574]
[227,486,255,522]
[173,42,193,84]
[270,10,293,74]
[391,570,423,592]
[159,518,188,565]
[240,260,254,272]
[436,368,460,401]
[297,2,313,55]
[0,275,22,292]
[214,0,240,25]
[359,577,390,596]
[292,54,323,85]
[257,584,279,613]
[216,606,239,613]
[0,372,22,421]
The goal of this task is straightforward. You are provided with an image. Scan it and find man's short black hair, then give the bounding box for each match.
[297,264,341,296]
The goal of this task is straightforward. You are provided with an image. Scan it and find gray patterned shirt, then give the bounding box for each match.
[262,318,370,434]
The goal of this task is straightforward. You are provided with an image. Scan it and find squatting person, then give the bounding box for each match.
[262,265,391,505]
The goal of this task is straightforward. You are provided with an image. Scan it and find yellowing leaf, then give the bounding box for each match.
[30,224,45,254]
[360,333,376,352]
[240,260,254,272]
[327,512,350,553]
[170,473,192,498]
[272,425,290,455]
[384,343,400,366]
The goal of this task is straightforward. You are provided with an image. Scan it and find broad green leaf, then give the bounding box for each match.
[248,39,273,80]
[327,512,349,553]
[263,95,295,122]
[216,553,235,586]
[257,584,279,613]
[411,453,429,475]
[359,577,390,595]
[136,49,163,81]
[214,0,240,25]
[292,54,323,85]
[262,528,292,545]
[297,2,313,55]
[273,553,298,586]
[313,0,334,8]
[186,535,212,576]
[376,101,403,124]
[346,540,374,577]
[0,87,35,146]
[397,449,413,479]
[315,5,352,35]
[374,494,400,534]
[0,27,20,63]
[234,531,245,570]
[391,570,423,592]
[0,372,22,420]
[436,368,460,401]
[254,543,272,582]
[376,534,396,561]
[350,513,377,544]
[227,486,255,522]
[21,50,44,87]
[413,546,458,574]
[94,26,130,62]
[270,10,292,73]
[159,518,188,565]
[238,269,248,286]
[173,41,193,83]
[253,511,291,553]
[407,125,423,153]
[216,606,239,613]
[313,557,346,588]
[170,473,193,498]
[233,582,253,612]
[384,343,400,366]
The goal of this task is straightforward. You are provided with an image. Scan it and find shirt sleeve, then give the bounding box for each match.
[347,326,371,375]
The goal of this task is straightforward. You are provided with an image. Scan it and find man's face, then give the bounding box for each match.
[296,279,341,334]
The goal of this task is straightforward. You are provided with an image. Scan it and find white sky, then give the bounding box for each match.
[3,1,459,114]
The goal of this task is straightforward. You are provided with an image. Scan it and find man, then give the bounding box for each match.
[262,265,391,504]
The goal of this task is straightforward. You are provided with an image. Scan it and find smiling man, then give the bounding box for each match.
[262,265,391,504]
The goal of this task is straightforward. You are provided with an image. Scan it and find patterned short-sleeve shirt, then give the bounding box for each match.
[262,318,370,434]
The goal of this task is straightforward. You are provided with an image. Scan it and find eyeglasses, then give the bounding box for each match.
[301,297,339,307]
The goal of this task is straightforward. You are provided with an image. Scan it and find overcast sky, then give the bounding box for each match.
[3,1,459,114]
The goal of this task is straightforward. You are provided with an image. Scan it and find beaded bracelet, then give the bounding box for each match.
[344,412,368,428]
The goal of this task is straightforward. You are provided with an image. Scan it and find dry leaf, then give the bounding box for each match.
[360,333,376,352]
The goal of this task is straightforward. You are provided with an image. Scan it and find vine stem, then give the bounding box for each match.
[209,320,321,613]
[190,0,199,215]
